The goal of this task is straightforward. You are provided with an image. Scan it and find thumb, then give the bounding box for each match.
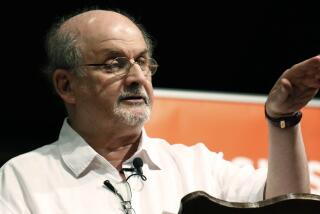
[276,78,292,104]
[267,78,292,115]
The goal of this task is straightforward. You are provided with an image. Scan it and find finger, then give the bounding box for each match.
[284,56,320,80]
[287,89,317,112]
[295,55,320,69]
[300,69,320,88]
[316,73,320,85]
[282,57,320,89]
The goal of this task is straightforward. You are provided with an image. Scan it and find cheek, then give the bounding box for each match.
[93,74,124,93]
[146,81,154,99]
[93,82,123,108]
[74,80,107,104]
[81,75,118,96]
[99,81,122,98]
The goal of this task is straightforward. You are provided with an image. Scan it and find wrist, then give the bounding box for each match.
[264,107,302,129]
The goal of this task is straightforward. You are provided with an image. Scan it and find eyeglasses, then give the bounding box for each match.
[82,57,158,76]
[104,180,136,214]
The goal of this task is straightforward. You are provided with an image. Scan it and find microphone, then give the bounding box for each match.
[133,158,143,175]
[133,157,147,181]
[104,180,117,194]
[123,157,147,181]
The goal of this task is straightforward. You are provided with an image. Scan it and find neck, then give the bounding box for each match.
[68,117,143,170]
[96,131,142,170]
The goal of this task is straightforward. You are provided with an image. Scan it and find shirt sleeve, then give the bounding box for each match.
[211,151,267,202]
[169,142,267,203]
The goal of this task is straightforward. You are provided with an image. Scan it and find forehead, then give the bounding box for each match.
[73,12,148,58]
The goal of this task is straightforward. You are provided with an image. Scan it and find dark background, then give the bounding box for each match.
[1,0,319,166]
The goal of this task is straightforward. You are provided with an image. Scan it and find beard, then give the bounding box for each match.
[113,85,152,127]
[113,103,151,127]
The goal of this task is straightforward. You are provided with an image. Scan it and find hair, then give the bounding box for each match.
[43,8,155,86]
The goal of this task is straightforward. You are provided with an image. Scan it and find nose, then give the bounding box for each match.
[123,59,150,86]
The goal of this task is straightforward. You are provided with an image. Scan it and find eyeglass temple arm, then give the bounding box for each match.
[104,180,132,212]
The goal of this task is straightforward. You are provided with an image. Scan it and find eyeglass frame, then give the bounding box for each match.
[118,187,135,214]
[104,180,136,214]
[81,56,158,76]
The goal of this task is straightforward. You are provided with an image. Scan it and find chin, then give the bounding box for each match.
[114,106,151,127]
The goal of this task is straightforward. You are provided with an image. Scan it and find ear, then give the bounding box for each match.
[52,69,77,104]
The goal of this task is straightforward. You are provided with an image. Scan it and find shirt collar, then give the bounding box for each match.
[124,128,162,170]
[57,119,101,177]
[57,119,161,178]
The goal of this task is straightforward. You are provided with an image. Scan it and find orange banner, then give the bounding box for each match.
[145,89,320,194]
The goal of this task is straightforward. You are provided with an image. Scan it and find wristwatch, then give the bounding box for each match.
[265,109,303,129]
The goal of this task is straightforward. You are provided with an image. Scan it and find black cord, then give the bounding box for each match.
[126,173,147,181]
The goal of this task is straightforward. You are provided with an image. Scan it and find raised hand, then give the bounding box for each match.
[266,55,320,117]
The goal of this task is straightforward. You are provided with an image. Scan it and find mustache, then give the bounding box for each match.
[118,87,150,105]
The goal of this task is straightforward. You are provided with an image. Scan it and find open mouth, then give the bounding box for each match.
[119,95,148,105]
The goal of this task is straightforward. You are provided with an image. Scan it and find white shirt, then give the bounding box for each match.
[0,120,267,214]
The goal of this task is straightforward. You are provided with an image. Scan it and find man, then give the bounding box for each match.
[0,9,318,214]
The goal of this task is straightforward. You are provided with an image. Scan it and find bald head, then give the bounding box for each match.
[61,10,148,62]
[61,10,138,34]
[61,10,143,46]
[44,9,153,81]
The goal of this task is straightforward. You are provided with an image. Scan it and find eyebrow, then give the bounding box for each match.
[102,49,150,58]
